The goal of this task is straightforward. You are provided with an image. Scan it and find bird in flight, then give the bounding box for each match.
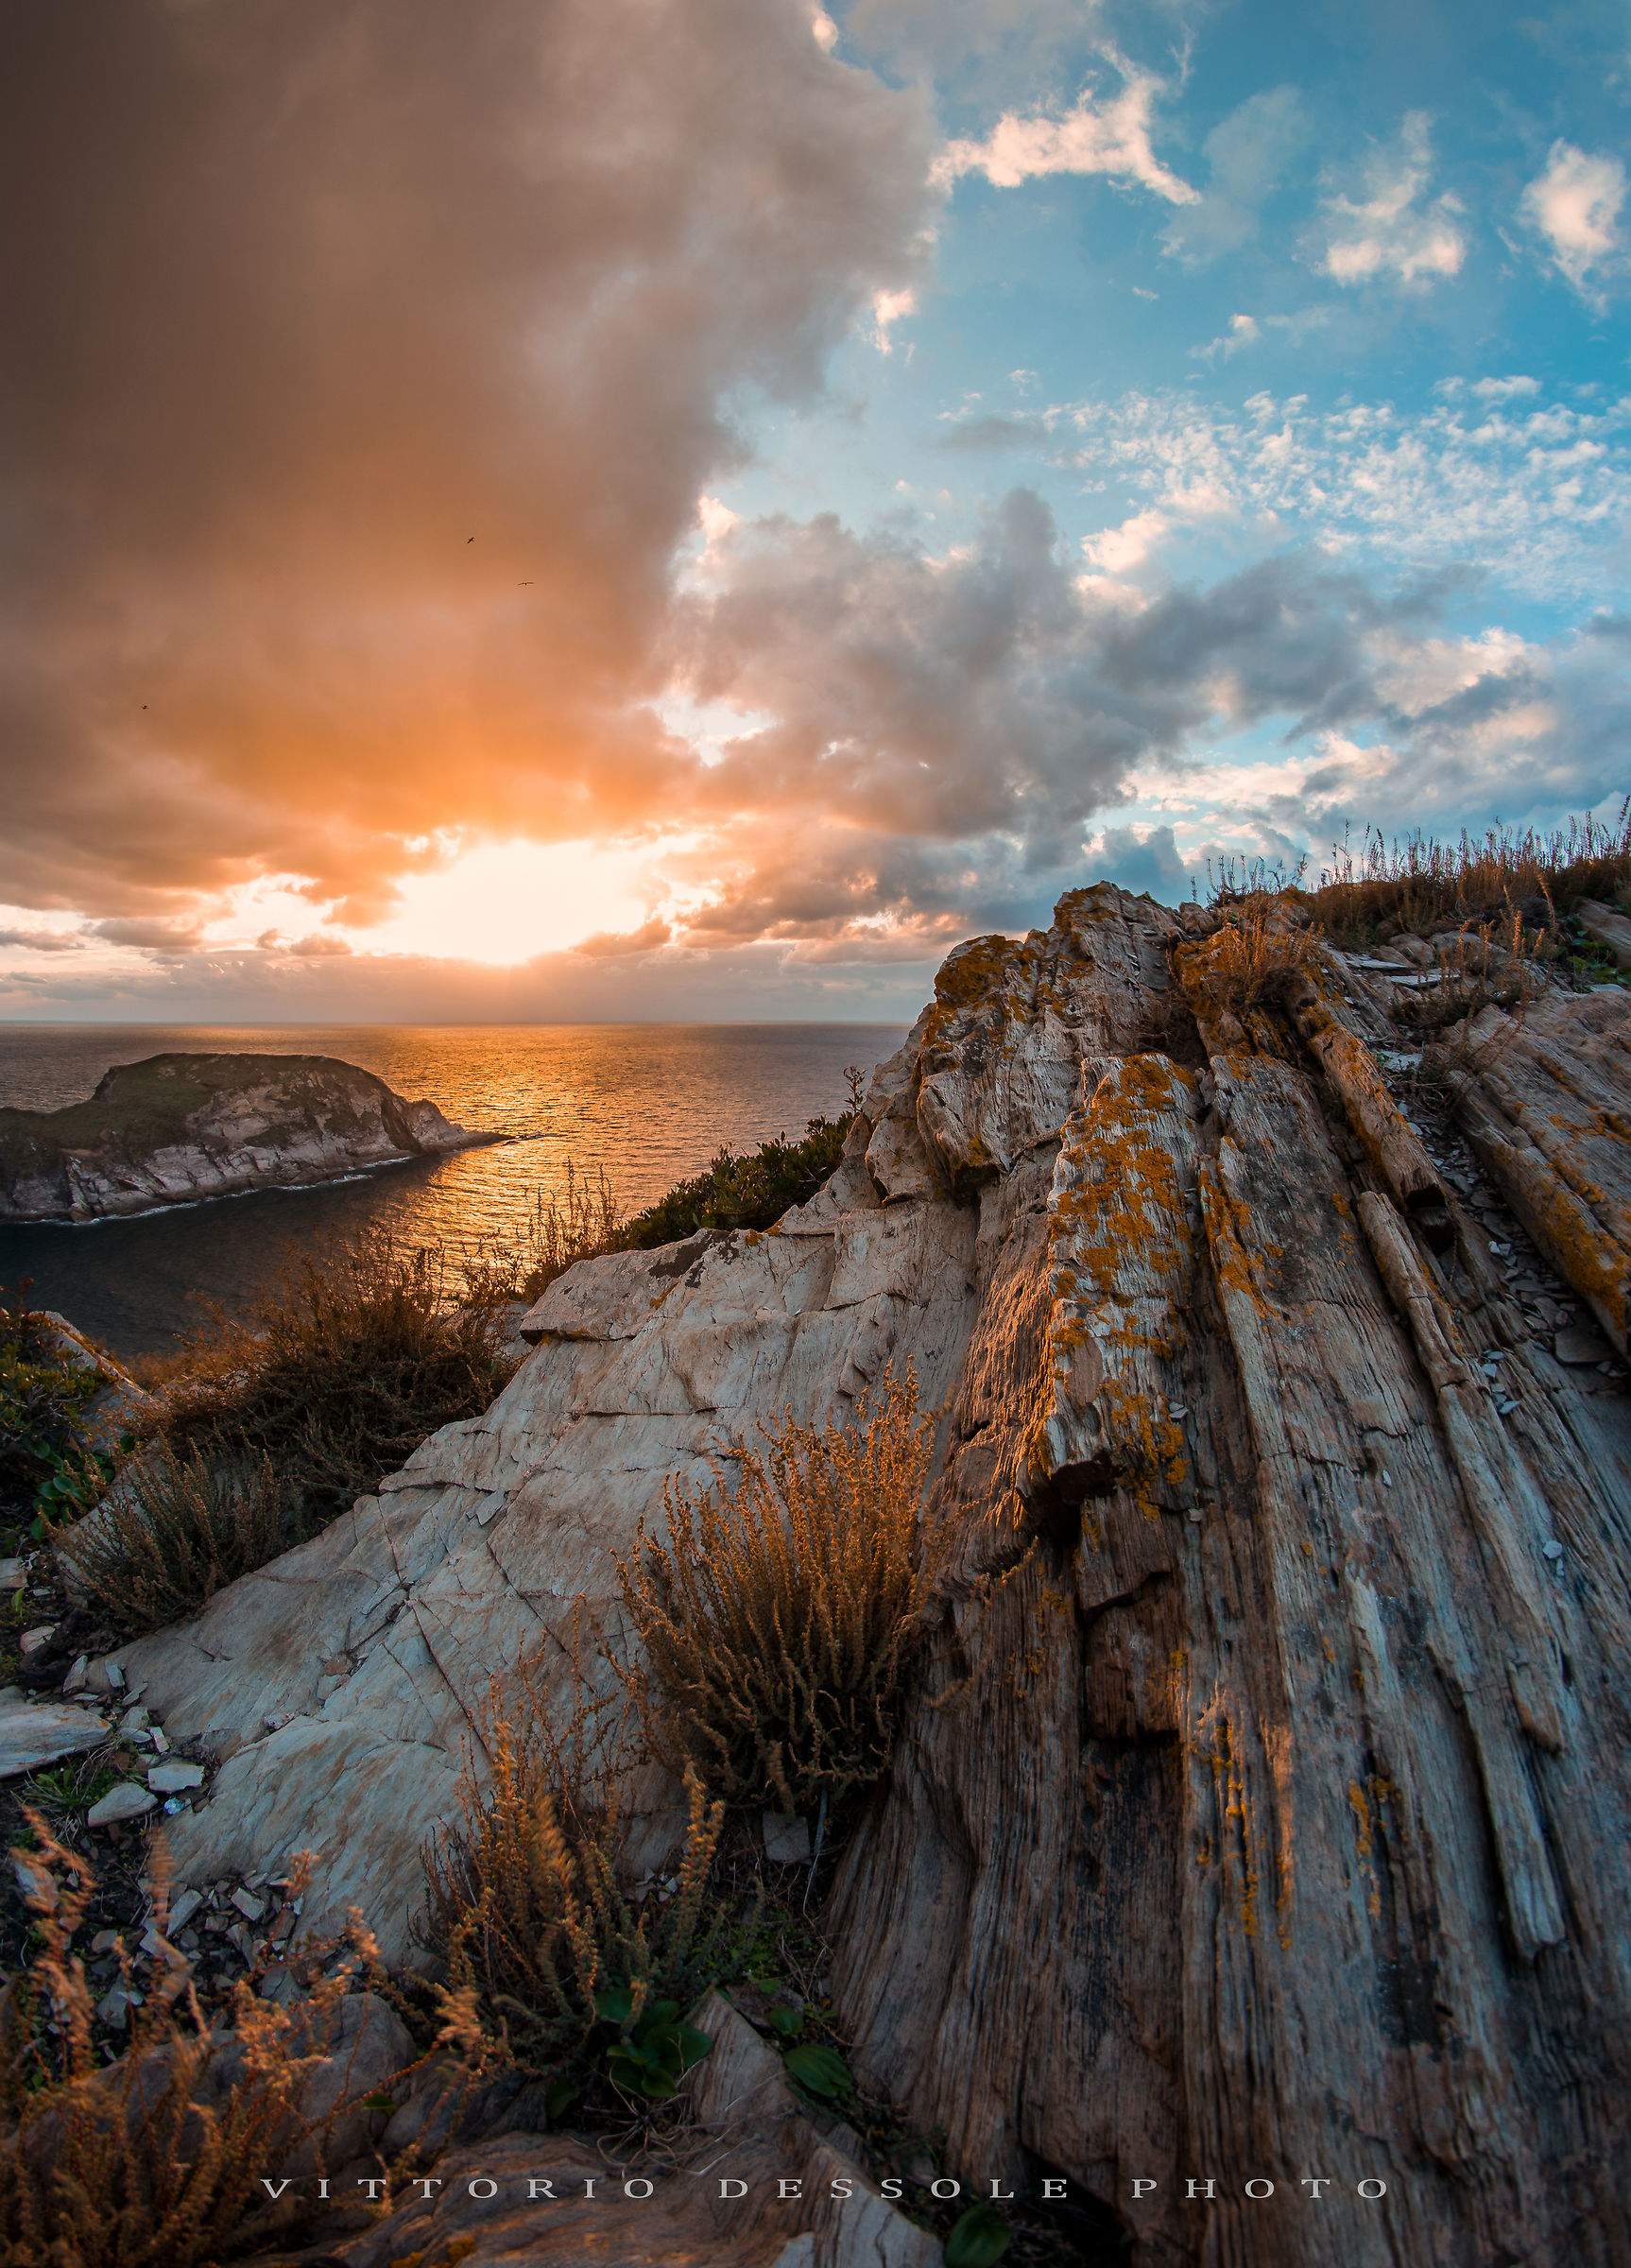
[467,535,474,543]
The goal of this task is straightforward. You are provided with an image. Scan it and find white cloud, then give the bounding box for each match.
[868,285,919,352]
[810,9,839,49]
[1318,112,1466,288]
[933,53,1198,204]
[1082,508,1171,571]
[1521,142,1626,301]
[1059,382,1631,596]
[1193,313,1260,363]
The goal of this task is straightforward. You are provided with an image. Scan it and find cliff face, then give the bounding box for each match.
[86,887,1631,2266]
[0,1053,492,1220]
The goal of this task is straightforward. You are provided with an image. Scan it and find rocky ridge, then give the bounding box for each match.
[41,885,1631,2265]
[0,1051,495,1221]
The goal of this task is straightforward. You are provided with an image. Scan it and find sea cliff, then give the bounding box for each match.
[0,1053,496,1222]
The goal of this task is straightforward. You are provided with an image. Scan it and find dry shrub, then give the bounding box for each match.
[1310,803,1631,944]
[0,1820,390,2268]
[421,1662,730,2096]
[1402,910,1549,1041]
[164,1228,513,1524]
[58,1445,298,1637]
[1182,900,1329,1022]
[615,1371,944,1815]
[459,1163,625,1309]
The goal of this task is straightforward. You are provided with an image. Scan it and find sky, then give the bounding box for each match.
[2,0,1627,1022]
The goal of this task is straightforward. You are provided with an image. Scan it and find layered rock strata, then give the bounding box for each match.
[85,886,1631,2267]
[0,1052,494,1220]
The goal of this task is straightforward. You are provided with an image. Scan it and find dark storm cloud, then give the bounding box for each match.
[0,0,934,917]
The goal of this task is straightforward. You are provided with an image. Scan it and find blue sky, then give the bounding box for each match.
[1,0,1626,1018]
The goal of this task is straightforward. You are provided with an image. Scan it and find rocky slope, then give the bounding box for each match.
[0,1052,495,1220]
[60,886,1631,2265]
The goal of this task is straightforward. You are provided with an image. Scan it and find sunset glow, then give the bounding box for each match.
[0,0,1624,1021]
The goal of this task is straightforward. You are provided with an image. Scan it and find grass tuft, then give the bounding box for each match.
[1307,803,1631,945]
[0,1819,398,2268]
[421,1655,734,2106]
[163,1228,513,1528]
[57,1445,298,1639]
[614,1371,946,1815]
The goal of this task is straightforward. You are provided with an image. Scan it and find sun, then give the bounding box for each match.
[361,840,657,965]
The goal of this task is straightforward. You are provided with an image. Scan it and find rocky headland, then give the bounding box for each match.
[0,1052,496,1221]
[8,882,1631,2266]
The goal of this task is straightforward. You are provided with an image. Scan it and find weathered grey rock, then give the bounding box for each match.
[0,1052,498,1222]
[82,882,1631,2266]
[0,1697,110,1778]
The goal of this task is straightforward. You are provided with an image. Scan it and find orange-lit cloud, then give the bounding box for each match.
[0,0,933,940]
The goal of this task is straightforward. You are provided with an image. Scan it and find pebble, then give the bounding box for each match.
[232,1886,267,1921]
[60,1656,89,1695]
[87,1781,160,1828]
[0,1559,26,1592]
[166,1888,203,1933]
[1542,1540,1565,1561]
[18,1626,57,1657]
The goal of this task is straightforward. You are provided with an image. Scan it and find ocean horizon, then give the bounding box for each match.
[0,1022,907,1357]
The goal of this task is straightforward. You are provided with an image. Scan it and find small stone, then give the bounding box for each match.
[1556,1328,1612,1366]
[762,1811,813,1864]
[119,1705,150,1735]
[1186,1506,1206,1523]
[166,1888,203,1933]
[13,1856,57,1910]
[163,1797,186,1815]
[149,1725,170,1755]
[147,1760,205,1793]
[0,1558,26,1592]
[96,1983,133,2029]
[227,1920,257,1961]
[1382,1471,1394,1487]
[1542,1540,1564,1561]
[263,1713,292,1734]
[19,1626,57,1658]
[232,1887,267,1922]
[104,1660,126,1691]
[60,1655,88,1695]
[88,1781,159,1828]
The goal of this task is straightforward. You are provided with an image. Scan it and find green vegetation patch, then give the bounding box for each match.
[620,1112,854,1251]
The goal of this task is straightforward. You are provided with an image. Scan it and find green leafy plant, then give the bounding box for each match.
[594,1986,712,2103]
[0,1286,108,1544]
[614,1370,947,1813]
[781,2038,855,2104]
[620,1113,855,1250]
[944,2201,1012,2268]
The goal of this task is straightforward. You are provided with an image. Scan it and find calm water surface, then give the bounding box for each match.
[0,1023,906,1357]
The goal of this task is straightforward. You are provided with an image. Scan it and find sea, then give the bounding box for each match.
[0,1023,908,1359]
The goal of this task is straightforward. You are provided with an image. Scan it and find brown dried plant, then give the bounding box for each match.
[0,1818,393,2268]
[421,1655,730,2087]
[458,1161,626,1309]
[58,1445,298,1638]
[614,1370,944,1815]
[1182,900,1329,1022]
